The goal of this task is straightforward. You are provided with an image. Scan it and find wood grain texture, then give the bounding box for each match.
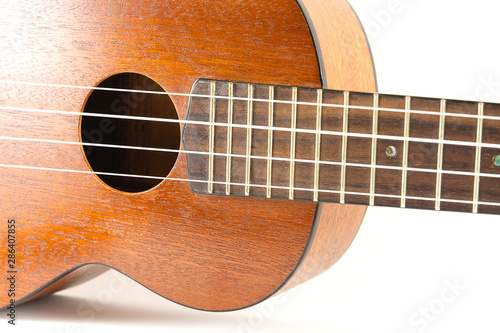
[0,0,373,311]
[15,264,110,305]
[0,0,321,311]
[280,0,375,292]
[184,80,500,215]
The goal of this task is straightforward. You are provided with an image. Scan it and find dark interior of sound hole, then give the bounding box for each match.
[81,73,180,193]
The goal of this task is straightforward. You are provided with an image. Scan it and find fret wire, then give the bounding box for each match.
[340,92,349,204]
[369,93,379,206]
[266,86,275,199]
[208,81,216,194]
[313,89,323,202]
[401,96,411,208]
[289,87,298,200]
[245,84,254,196]
[435,99,446,210]
[225,82,234,195]
[473,102,484,213]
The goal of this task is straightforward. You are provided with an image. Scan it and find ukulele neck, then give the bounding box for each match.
[183,79,500,215]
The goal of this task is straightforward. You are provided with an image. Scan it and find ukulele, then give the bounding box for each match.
[1,0,499,324]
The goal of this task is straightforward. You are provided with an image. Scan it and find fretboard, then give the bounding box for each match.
[182,79,500,215]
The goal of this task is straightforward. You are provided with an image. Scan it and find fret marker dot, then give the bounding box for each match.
[385,146,397,158]
[493,155,500,167]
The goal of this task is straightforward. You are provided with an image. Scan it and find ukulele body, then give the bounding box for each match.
[0,0,375,310]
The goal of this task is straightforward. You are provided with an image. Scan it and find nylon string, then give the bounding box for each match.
[1,79,500,206]
[1,162,500,208]
[2,79,500,121]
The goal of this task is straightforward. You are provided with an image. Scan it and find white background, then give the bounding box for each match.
[3,0,500,332]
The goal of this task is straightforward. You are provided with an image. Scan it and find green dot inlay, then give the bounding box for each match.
[385,146,397,158]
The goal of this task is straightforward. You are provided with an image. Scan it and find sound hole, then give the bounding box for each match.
[81,73,180,193]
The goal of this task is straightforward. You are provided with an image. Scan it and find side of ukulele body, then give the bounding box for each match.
[0,0,374,310]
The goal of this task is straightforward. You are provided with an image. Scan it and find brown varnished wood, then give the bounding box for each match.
[15,265,110,305]
[0,0,374,311]
[0,0,322,311]
[281,0,374,292]
[298,0,376,91]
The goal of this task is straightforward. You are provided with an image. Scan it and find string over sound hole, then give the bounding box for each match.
[81,73,180,193]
